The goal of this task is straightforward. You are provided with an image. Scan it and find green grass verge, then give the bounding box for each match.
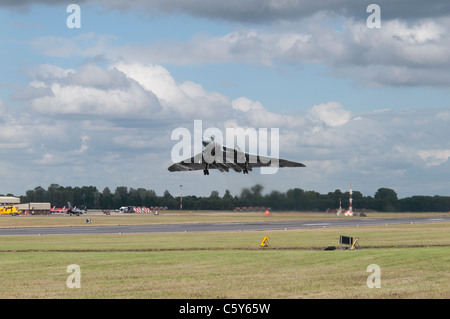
[0,222,449,298]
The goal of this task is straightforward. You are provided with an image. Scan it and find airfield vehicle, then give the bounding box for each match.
[0,206,20,215]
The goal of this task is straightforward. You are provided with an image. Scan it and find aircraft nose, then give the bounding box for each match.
[202,136,215,147]
[202,139,212,147]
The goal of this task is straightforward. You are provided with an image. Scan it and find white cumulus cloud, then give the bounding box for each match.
[21,64,162,119]
[418,149,450,167]
[308,102,352,127]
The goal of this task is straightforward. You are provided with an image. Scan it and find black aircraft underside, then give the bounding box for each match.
[168,146,305,175]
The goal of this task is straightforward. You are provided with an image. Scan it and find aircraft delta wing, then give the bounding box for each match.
[168,137,305,175]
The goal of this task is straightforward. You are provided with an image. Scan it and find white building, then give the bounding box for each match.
[0,196,20,207]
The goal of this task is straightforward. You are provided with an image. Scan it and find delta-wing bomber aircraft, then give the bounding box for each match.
[168,136,305,175]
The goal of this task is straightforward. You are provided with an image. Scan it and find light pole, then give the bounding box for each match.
[179,184,183,214]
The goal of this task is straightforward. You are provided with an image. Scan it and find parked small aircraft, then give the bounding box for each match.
[50,206,68,214]
[67,202,87,215]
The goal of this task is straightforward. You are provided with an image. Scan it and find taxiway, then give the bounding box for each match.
[0,216,449,236]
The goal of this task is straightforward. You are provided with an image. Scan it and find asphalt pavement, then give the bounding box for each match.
[0,215,449,236]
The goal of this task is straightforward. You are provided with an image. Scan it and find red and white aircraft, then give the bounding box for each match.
[50,206,69,214]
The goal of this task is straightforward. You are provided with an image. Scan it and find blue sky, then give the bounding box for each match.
[1,1,450,200]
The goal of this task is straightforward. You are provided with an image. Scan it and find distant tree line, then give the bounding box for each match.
[7,183,450,212]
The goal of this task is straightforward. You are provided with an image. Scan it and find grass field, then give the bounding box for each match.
[0,212,449,299]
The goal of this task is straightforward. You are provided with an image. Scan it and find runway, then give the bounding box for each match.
[0,216,449,236]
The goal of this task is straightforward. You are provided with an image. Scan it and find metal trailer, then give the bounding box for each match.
[16,202,51,215]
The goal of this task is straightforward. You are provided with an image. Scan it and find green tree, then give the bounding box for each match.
[102,187,113,209]
[374,188,398,212]
[222,189,234,210]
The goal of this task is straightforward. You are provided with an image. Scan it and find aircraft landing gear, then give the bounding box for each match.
[203,169,209,175]
[243,162,249,174]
